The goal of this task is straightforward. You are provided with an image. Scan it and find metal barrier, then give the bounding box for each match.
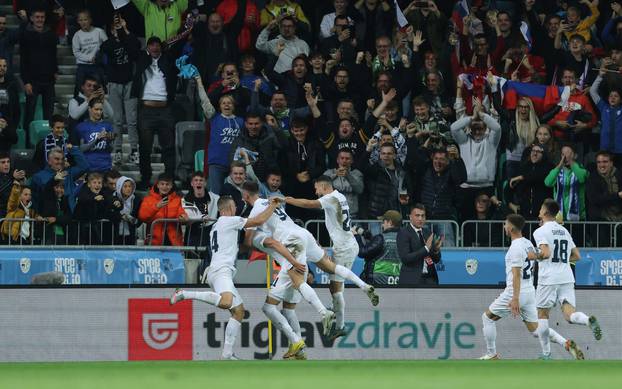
[304,219,461,246]
[460,220,622,248]
[0,218,119,246]
[147,218,212,249]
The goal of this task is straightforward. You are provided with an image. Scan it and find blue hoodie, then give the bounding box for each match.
[208,113,243,166]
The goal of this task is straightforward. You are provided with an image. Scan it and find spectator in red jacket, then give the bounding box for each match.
[217,0,260,53]
[138,174,188,246]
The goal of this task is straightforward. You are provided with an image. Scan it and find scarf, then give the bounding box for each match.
[557,167,580,221]
[371,55,395,77]
[44,134,67,163]
[20,202,32,240]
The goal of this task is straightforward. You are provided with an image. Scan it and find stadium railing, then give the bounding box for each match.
[460,220,622,248]
[304,219,461,246]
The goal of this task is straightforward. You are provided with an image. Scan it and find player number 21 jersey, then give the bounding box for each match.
[318,190,357,249]
[505,237,536,293]
[532,221,576,285]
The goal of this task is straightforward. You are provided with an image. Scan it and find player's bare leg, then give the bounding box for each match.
[315,255,379,306]
[262,296,305,358]
[479,310,501,360]
[561,301,602,340]
[281,301,306,360]
[287,268,335,336]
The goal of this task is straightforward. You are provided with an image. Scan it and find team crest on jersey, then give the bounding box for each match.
[465,258,478,275]
[104,258,115,275]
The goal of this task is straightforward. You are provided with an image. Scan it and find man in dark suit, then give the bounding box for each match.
[397,203,442,285]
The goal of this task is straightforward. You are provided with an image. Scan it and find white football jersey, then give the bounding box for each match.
[318,190,357,249]
[209,216,247,271]
[505,237,535,293]
[248,198,299,240]
[533,221,576,285]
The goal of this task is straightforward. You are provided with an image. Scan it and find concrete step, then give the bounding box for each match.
[59,65,77,75]
[57,56,77,66]
[0,5,13,13]
[55,84,75,96]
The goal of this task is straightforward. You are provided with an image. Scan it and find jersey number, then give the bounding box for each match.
[211,231,219,253]
[273,207,287,221]
[341,210,351,231]
[522,258,532,280]
[552,239,568,263]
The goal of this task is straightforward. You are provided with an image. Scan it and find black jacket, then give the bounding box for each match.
[363,157,408,219]
[131,51,178,102]
[228,125,281,182]
[39,178,74,244]
[356,226,400,282]
[515,158,553,220]
[191,20,238,83]
[586,167,622,221]
[100,31,141,84]
[19,23,57,84]
[0,73,20,150]
[397,224,441,285]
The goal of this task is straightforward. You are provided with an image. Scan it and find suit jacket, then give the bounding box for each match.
[397,224,441,285]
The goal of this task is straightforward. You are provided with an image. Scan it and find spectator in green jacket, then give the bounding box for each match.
[131,0,188,42]
[544,143,588,221]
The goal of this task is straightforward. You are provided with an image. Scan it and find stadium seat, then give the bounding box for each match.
[15,128,26,149]
[175,121,205,181]
[10,149,36,176]
[28,120,50,148]
[194,150,204,172]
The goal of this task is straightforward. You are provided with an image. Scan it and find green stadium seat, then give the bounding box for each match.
[15,128,26,149]
[194,149,204,172]
[28,120,50,148]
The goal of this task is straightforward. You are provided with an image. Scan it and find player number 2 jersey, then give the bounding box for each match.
[533,221,576,285]
[209,216,247,271]
[505,237,536,293]
[318,190,357,249]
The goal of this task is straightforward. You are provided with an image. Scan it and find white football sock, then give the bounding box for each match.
[262,303,301,344]
[332,291,345,329]
[182,290,221,306]
[297,283,327,316]
[481,313,497,355]
[569,312,590,325]
[282,308,301,337]
[334,265,367,289]
[547,327,567,346]
[535,319,551,355]
[222,317,241,358]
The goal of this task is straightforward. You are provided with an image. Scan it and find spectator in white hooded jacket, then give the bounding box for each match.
[450,100,501,221]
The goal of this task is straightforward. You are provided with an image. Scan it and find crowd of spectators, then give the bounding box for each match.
[0,0,621,249]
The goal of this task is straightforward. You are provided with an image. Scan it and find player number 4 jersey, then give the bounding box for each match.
[318,190,357,249]
[533,221,576,285]
[209,216,247,272]
[505,237,536,293]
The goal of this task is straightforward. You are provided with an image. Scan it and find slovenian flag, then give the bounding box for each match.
[394,0,409,28]
[451,0,470,32]
[520,21,533,51]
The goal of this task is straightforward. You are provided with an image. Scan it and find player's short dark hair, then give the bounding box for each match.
[241,181,259,195]
[49,114,66,128]
[82,74,100,86]
[337,148,354,158]
[314,175,333,186]
[595,150,613,161]
[245,111,263,121]
[0,151,10,160]
[190,171,205,180]
[542,198,560,217]
[266,169,282,178]
[104,169,121,180]
[157,173,174,182]
[217,195,235,210]
[147,36,162,46]
[411,203,426,214]
[290,117,308,129]
[379,142,396,153]
[506,213,525,231]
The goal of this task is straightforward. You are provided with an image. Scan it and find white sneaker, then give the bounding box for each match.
[128,150,139,165]
[478,353,500,360]
[321,310,335,337]
[169,288,184,305]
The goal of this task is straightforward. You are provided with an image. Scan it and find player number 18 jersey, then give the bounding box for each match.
[532,221,576,285]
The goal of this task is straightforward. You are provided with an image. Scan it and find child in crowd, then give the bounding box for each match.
[72,9,107,89]
[73,172,116,244]
[34,115,69,170]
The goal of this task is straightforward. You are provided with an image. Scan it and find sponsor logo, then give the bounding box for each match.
[103,258,115,275]
[19,258,31,274]
[128,299,192,360]
[465,258,478,275]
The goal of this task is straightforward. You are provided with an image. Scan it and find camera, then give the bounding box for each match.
[415,1,429,8]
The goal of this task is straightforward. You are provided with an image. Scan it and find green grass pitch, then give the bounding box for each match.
[1,360,621,389]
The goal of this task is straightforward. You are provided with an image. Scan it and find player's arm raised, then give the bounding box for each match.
[284,196,322,209]
[244,197,282,228]
[569,247,581,262]
[509,267,521,317]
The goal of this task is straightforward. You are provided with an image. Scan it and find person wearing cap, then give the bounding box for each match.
[355,210,403,285]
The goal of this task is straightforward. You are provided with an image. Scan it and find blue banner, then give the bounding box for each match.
[0,249,185,285]
[309,248,622,286]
